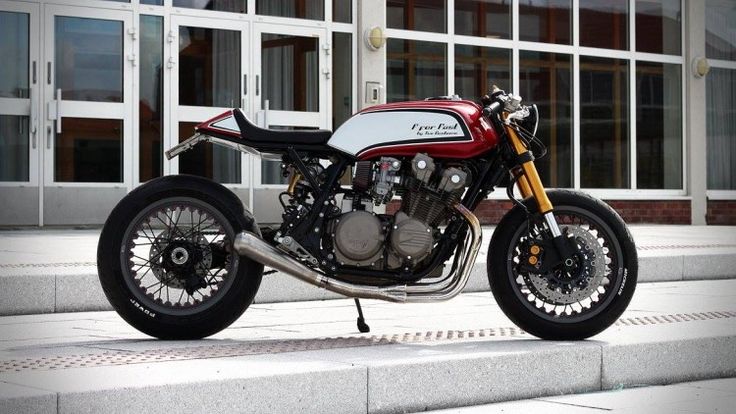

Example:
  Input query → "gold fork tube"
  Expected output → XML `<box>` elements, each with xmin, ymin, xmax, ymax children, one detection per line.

<box><xmin>505</xmin><ymin>124</ymin><xmax>553</xmax><ymax>214</ymax></box>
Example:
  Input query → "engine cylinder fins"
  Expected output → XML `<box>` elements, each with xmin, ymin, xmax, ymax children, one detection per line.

<box><xmin>333</xmin><ymin>210</ymin><xmax>384</xmax><ymax>266</ymax></box>
<box><xmin>411</xmin><ymin>153</ymin><xmax>435</xmax><ymax>183</ymax></box>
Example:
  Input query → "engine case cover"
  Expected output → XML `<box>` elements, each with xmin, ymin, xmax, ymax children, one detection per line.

<box><xmin>388</xmin><ymin>212</ymin><xmax>433</xmax><ymax>268</ymax></box>
<box><xmin>333</xmin><ymin>211</ymin><xmax>384</xmax><ymax>266</ymax></box>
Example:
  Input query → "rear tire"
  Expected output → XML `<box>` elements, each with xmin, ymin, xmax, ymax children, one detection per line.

<box><xmin>97</xmin><ymin>175</ymin><xmax>263</xmax><ymax>339</ymax></box>
<box><xmin>488</xmin><ymin>190</ymin><xmax>637</xmax><ymax>340</ymax></box>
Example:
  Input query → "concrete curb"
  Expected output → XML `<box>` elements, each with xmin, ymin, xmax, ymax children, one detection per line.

<box><xmin>1</xmin><ymin>330</ymin><xmax>734</xmax><ymax>413</ymax></box>
<box><xmin>1</xmin><ymin>250</ymin><xmax>735</xmax><ymax>316</ymax></box>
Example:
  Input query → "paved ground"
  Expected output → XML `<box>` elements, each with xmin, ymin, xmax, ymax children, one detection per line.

<box><xmin>427</xmin><ymin>377</ymin><xmax>736</xmax><ymax>413</ymax></box>
<box><xmin>0</xmin><ymin>279</ymin><xmax>735</xmax><ymax>413</ymax></box>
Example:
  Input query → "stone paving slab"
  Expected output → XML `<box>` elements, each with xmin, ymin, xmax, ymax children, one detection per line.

<box><xmin>0</xmin><ymin>279</ymin><xmax>735</xmax><ymax>413</ymax></box>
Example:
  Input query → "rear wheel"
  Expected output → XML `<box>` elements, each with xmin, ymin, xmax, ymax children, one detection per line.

<box><xmin>488</xmin><ymin>190</ymin><xmax>637</xmax><ymax>340</ymax></box>
<box><xmin>97</xmin><ymin>175</ymin><xmax>263</xmax><ymax>339</ymax></box>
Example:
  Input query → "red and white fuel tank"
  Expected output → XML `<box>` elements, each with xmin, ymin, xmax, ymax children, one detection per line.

<box><xmin>327</xmin><ymin>99</ymin><xmax>500</xmax><ymax>160</ymax></box>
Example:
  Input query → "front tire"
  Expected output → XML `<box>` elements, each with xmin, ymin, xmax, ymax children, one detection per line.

<box><xmin>488</xmin><ymin>190</ymin><xmax>637</xmax><ymax>340</ymax></box>
<box><xmin>97</xmin><ymin>175</ymin><xmax>263</xmax><ymax>339</ymax></box>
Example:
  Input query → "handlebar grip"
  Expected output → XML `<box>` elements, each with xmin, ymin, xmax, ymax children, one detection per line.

<box><xmin>483</xmin><ymin>101</ymin><xmax>502</xmax><ymax>118</ymax></box>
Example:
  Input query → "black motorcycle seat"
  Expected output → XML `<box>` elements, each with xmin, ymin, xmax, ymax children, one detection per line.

<box><xmin>232</xmin><ymin>109</ymin><xmax>332</xmax><ymax>145</ymax></box>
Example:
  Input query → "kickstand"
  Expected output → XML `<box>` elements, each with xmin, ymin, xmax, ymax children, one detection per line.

<box><xmin>354</xmin><ymin>298</ymin><xmax>370</xmax><ymax>333</ymax></box>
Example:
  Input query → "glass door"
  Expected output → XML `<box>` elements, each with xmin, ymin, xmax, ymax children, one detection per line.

<box><xmin>0</xmin><ymin>1</ymin><xmax>40</xmax><ymax>225</ymax></box>
<box><xmin>253</xmin><ymin>23</ymin><xmax>329</xmax><ymax>187</ymax></box>
<box><xmin>42</xmin><ymin>5</ymin><xmax>133</xmax><ymax>225</ymax></box>
<box><xmin>170</xmin><ymin>16</ymin><xmax>248</xmax><ymax>188</ymax></box>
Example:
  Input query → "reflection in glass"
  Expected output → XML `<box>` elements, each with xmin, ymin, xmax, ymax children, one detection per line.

<box><xmin>0</xmin><ymin>12</ymin><xmax>29</xmax><ymax>99</ymax></box>
<box><xmin>454</xmin><ymin>0</ymin><xmax>510</xmax><ymax>39</ymax></box>
<box><xmin>706</xmin><ymin>68</ymin><xmax>736</xmax><ymax>189</ymax></box>
<box><xmin>332</xmin><ymin>33</ymin><xmax>352</xmax><ymax>129</ymax></box>
<box><xmin>519</xmin><ymin>51</ymin><xmax>572</xmax><ymax>188</ymax></box>
<box><xmin>387</xmin><ymin>39</ymin><xmax>446</xmax><ymax>102</ymax></box>
<box><xmin>262</xmin><ymin>34</ymin><xmax>319</xmax><ymax>112</ymax></box>
<box><xmin>636</xmin><ymin>62</ymin><xmax>682</xmax><ymax>189</ymax></box>
<box><xmin>635</xmin><ymin>0</ymin><xmax>681</xmax><ymax>55</ymax></box>
<box><xmin>140</xmin><ymin>16</ymin><xmax>163</xmax><ymax>182</ymax></box>
<box><xmin>334</xmin><ymin>0</ymin><xmax>352</xmax><ymax>23</ymax></box>
<box><xmin>0</xmin><ymin>116</ymin><xmax>29</xmax><ymax>182</ymax></box>
<box><xmin>706</xmin><ymin>0</ymin><xmax>736</xmax><ymax>61</ymax></box>
<box><xmin>579</xmin><ymin>0</ymin><xmax>627</xmax><ymax>50</ymax></box>
<box><xmin>580</xmin><ymin>57</ymin><xmax>629</xmax><ymax>188</ymax></box>
<box><xmin>54</xmin><ymin>118</ymin><xmax>123</xmax><ymax>183</ymax></box>
<box><xmin>387</xmin><ymin>0</ymin><xmax>447</xmax><ymax>33</ymax></box>
<box><xmin>454</xmin><ymin>45</ymin><xmax>510</xmax><ymax>102</ymax></box>
<box><xmin>257</xmin><ymin>0</ymin><xmax>324</xmax><ymax>20</ymax></box>
<box><xmin>141</xmin><ymin>0</ymin><xmax>163</xmax><ymax>5</ymax></box>
<box><xmin>178</xmin><ymin>122</ymin><xmax>241</xmax><ymax>183</ymax></box>
<box><xmin>173</xmin><ymin>0</ymin><xmax>246</xmax><ymax>13</ymax></box>
<box><xmin>55</xmin><ymin>17</ymin><xmax>123</xmax><ymax>102</ymax></box>
<box><xmin>179</xmin><ymin>26</ymin><xmax>240</xmax><ymax>108</ymax></box>
<box><xmin>519</xmin><ymin>0</ymin><xmax>571</xmax><ymax>45</ymax></box>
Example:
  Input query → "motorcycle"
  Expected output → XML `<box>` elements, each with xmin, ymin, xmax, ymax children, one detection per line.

<box><xmin>97</xmin><ymin>87</ymin><xmax>637</xmax><ymax>340</ymax></box>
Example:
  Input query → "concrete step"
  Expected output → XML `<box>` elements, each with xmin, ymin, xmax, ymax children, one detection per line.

<box><xmin>1</xmin><ymin>279</ymin><xmax>735</xmax><ymax>414</ymax></box>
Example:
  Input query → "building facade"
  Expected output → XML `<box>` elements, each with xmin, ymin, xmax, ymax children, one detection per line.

<box><xmin>0</xmin><ymin>0</ymin><xmax>734</xmax><ymax>226</ymax></box>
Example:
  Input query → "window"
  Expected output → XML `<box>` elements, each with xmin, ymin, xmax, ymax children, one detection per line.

<box><xmin>139</xmin><ymin>16</ymin><xmax>163</xmax><ymax>182</ymax></box>
<box><xmin>706</xmin><ymin>68</ymin><xmax>736</xmax><ymax>190</ymax></box>
<box><xmin>579</xmin><ymin>0</ymin><xmax>627</xmax><ymax>50</ymax></box>
<box><xmin>257</xmin><ymin>0</ymin><xmax>324</xmax><ymax>20</ymax></box>
<box><xmin>454</xmin><ymin>45</ymin><xmax>510</xmax><ymax>102</ymax></box>
<box><xmin>580</xmin><ymin>57</ymin><xmax>629</xmax><ymax>188</ymax></box>
<box><xmin>635</xmin><ymin>62</ymin><xmax>682</xmax><ymax>189</ymax></box>
<box><xmin>387</xmin><ymin>39</ymin><xmax>446</xmax><ymax>102</ymax></box>
<box><xmin>333</xmin><ymin>0</ymin><xmax>352</xmax><ymax>23</ymax></box>
<box><xmin>332</xmin><ymin>32</ymin><xmax>353</xmax><ymax>129</ymax></box>
<box><xmin>635</xmin><ymin>0</ymin><xmax>681</xmax><ymax>55</ymax></box>
<box><xmin>387</xmin><ymin>0</ymin><xmax>447</xmax><ymax>33</ymax></box>
<box><xmin>454</xmin><ymin>0</ymin><xmax>510</xmax><ymax>39</ymax></box>
<box><xmin>519</xmin><ymin>0</ymin><xmax>571</xmax><ymax>45</ymax></box>
<box><xmin>519</xmin><ymin>51</ymin><xmax>573</xmax><ymax>188</ymax></box>
<box><xmin>173</xmin><ymin>0</ymin><xmax>246</xmax><ymax>13</ymax></box>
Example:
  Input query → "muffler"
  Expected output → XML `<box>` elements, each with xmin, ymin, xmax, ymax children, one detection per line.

<box><xmin>233</xmin><ymin>204</ymin><xmax>481</xmax><ymax>303</ymax></box>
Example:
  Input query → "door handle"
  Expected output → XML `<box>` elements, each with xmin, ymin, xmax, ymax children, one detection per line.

<box><xmin>30</xmin><ymin>86</ymin><xmax>38</xmax><ymax>135</ymax></box>
<box><xmin>46</xmin><ymin>125</ymin><xmax>52</xmax><ymax>149</ymax></box>
<box><xmin>56</xmin><ymin>88</ymin><xmax>62</xmax><ymax>133</ymax></box>
<box><xmin>255</xmin><ymin>75</ymin><xmax>260</xmax><ymax>96</ymax></box>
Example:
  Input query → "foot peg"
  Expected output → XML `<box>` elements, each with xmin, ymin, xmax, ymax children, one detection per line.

<box><xmin>354</xmin><ymin>298</ymin><xmax>370</xmax><ymax>333</ymax></box>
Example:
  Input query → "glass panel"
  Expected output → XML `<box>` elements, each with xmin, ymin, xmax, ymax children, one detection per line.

<box><xmin>55</xmin><ymin>17</ymin><xmax>123</xmax><ymax>102</ymax></box>
<box><xmin>579</xmin><ymin>0</ymin><xmax>628</xmax><ymax>50</ymax></box>
<box><xmin>332</xmin><ymin>32</ymin><xmax>352</xmax><ymax>130</ymax></box>
<box><xmin>0</xmin><ymin>12</ymin><xmax>29</xmax><ymax>99</ymax></box>
<box><xmin>454</xmin><ymin>0</ymin><xmax>510</xmax><ymax>39</ymax></box>
<box><xmin>454</xmin><ymin>45</ymin><xmax>510</xmax><ymax>102</ymax></box>
<box><xmin>257</xmin><ymin>0</ymin><xmax>324</xmax><ymax>20</ymax></box>
<box><xmin>387</xmin><ymin>39</ymin><xmax>446</xmax><ymax>102</ymax></box>
<box><xmin>333</xmin><ymin>0</ymin><xmax>352</xmax><ymax>23</ymax></box>
<box><xmin>178</xmin><ymin>122</ymin><xmax>241</xmax><ymax>183</ymax></box>
<box><xmin>262</xmin><ymin>33</ymin><xmax>319</xmax><ymax>112</ymax></box>
<box><xmin>706</xmin><ymin>0</ymin><xmax>736</xmax><ymax>61</ymax></box>
<box><xmin>179</xmin><ymin>26</ymin><xmax>240</xmax><ymax>108</ymax></box>
<box><xmin>141</xmin><ymin>0</ymin><xmax>163</xmax><ymax>5</ymax></box>
<box><xmin>519</xmin><ymin>51</ymin><xmax>572</xmax><ymax>188</ymax></box>
<box><xmin>54</xmin><ymin>118</ymin><xmax>122</xmax><ymax>183</ymax></box>
<box><xmin>140</xmin><ymin>16</ymin><xmax>163</xmax><ymax>182</ymax></box>
<box><xmin>636</xmin><ymin>62</ymin><xmax>682</xmax><ymax>189</ymax></box>
<box><xmin>706</xmin><ymin>68</ymin><xmax>736</xmax><ymax>190</ymax></box>
<box><xmin>580</xmin><ymin>57</ymin><xmax>629</xmax><ymax>188</ymax></box>
<box><xmin>635</xmin><ymin>0</ymin><xmax>681</xmax><ymax>55</ymax></box>
<box><xmin>519</xmin><ymin>0</ymin><xmax>571</xmax><ymax>45</ymax></box>
<box><xmin>0</xmin><ymin>116</ymin><xmax>29</xmax><ymax>182</ymax></box>
<box><xmin>387</xmin><ymin>0</ymin><xmax>447</xmax><ymax>33</ymax></box>
<box><xmin>172</xmin><ymin>0</ymin><xmax>246</xmax><ymax>13</ymax></box>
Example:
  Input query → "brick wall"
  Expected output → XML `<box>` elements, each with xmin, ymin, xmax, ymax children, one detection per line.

<box><xmin>706</xmin><ymin>200</ymin><xmax>736</xmax><ymax>225</ymax></box>
<box><xmin>387</xmin><ymin>198</ymin><xmax>692</xmax><ymax>224</ymax></box>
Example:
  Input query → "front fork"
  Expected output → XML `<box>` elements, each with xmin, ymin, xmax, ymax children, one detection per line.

<box><xmin>504</xmin><ymin>122</ymin><xmax>574</xmax><ymax>264</ymax></box>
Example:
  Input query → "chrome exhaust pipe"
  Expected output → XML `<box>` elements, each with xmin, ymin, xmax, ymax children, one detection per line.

<box><xmin>233</xmin><ymin>204</ymin><xmax>482</xmax><ymax>303</ymax></box>
<box><xmin>233</xmin><ymin>231</ymin><xmax>407</xmax><ymax>302</ymax></box>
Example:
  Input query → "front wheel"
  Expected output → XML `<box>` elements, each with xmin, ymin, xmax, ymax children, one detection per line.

<box><xmin>488</xmin><ymin>190</ymin><xmax>637</xmax><ymax>340</ymax></box>
<box><xmin>97</xmin><ymin>175</ymin><xmax>263</xmax><ymax>339</ymax></box>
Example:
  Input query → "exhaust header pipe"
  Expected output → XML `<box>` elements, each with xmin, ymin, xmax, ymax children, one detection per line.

<box><xmin>233</xmin><ymin>204</ymin><xmax>481</xmax><ymax>303</ymax></box>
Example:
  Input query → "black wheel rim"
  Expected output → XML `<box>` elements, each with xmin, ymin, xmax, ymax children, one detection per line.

<box><xmin>120</xmin><ymin>197</ymin><xmax>238</xmax><ymax>316</ymax></box>
<box><xmin>506</xmin><ymin>205</ymin><xmax>625</xmax><ymax>324</ymax></box>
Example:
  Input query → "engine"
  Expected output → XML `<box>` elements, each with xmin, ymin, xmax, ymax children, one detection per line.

<box><xmin>328</xmin><ymin>154</ymin><xmax>468</xmax><ymax>271</ymax></box>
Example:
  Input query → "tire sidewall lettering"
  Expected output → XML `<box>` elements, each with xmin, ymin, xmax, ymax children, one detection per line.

<box><xmin>129</xmin><ymin>298</ymin><xmax>157</xmax><ymax>318</ymax></box>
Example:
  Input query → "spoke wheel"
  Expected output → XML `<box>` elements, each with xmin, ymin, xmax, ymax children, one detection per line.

<box><xmin>122</xmin><ymin>197</ymin><xmax>237</xmax><ymax>316</ymax></box>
